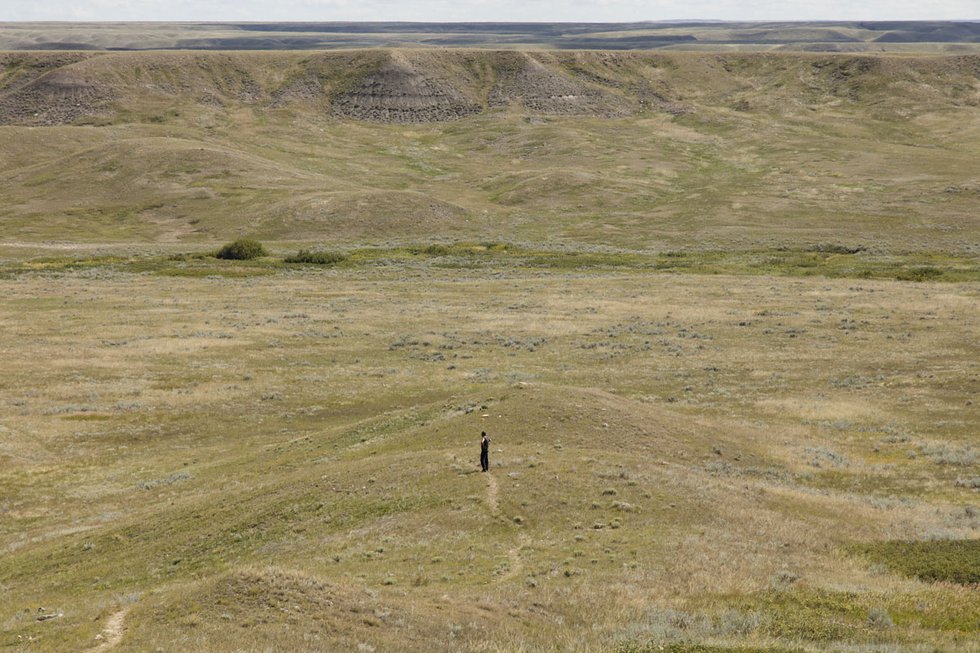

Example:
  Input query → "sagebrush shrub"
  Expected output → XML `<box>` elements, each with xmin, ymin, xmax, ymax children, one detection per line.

<box><xmin>284</xmin><ymin>249</ymin><xmax>347</xmax><ymax>265</ymax></box>
<box><xmin>216</xmin><ymin>239</ymin><xmax>267</xmax><ymax>260</ymax></box>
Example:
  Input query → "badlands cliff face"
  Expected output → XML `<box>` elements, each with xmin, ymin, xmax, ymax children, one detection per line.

<box><xmin>329</xmin><ymin>53</ymin><xmax>483</xmax><ymax>123</ymax></box>
<box><xmin>0</xmin><ymin>53</ymin><xmax>111</xmax><ymax>125</ymax></box>
<box><xmin>1</xmin><ymin>49</ymin><xmax>979</xmax><ymax>126</ymax></box>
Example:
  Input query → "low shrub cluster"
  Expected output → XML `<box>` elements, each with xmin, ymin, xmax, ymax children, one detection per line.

<box><xmin>895</xmin><ymin>266</ymin><xmax>944</xmax><ymax>282</ymax></box>
<box><xmin>806</xmin><ymin>243</ymin><xmax>867</xmax><ymax>254</ymax></box>
<box><xmin>407</xmin><ymin>242</ymin><xmax>511</xmax><ymax>256</ymax></box>
<box><xmin>215</xmin><ymin>238</ymin><xmax>267</xmax><ymax>260</ymax></box>
<box><xmin>284</xmin><ymin>249</ymin><xmax>348</xmax><ymax>265</ymax></box>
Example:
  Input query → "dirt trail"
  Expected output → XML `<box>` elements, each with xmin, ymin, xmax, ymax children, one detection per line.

<box><xmin>486</xmin><ymin>473</ymin><xmax>500</xmax><ymax>515</ymax></box>
<box><xmin>91</xmin><ymin>608</ymin><xmax>129</xmax><ymax>652</ymax></box>
<box><xmin>500</xmin><ymin>533</ymin><xmax>530</xmax><ymax>583</ymax></box>
<box><xmin>486</xmin><ymin>473</ymin><xmax>529</xmax><ymax>582</ymax></box>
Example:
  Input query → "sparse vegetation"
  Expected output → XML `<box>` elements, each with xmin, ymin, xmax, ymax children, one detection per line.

<box><xmin>4</xmin><ymin>246</ymin><xmax>979</xmax><ymax>283</ymax></box>
<box><xmin>0</xmin><ymin>46</ymin><xmax>978</xmax><ymax>653</ymax></box>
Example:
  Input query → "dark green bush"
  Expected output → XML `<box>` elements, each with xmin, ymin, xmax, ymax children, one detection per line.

<box><xmin>284</xmin><ymin>249</ymin><xmax>347</xmax><ymax>265</ymax></box>
<box><xmin>215</xmin><ymin>239</ymin><xmax>267</xmax><ymax>260</ymax></box>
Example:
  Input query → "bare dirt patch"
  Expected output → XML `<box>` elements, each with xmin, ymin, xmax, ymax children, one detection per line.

<box><xmin>91</xmin><ymin>608</ymin><xmax>129</xmax><ymax>652</ymax></box>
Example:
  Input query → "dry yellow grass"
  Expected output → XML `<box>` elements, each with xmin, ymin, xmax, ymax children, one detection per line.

<box><xmin>1</xmin><ymin>51</ymin><xmax>979</xmax><ymax>253</ymax></box>
<box><xmin>0</xmin><ymin>261</ymin><xmax>976</xmax><ymax>652</ymax></box>
<box><xmin>1</xmin><ymin>46</ymin><xmax>977</xmax><ymax>653</ymax></box>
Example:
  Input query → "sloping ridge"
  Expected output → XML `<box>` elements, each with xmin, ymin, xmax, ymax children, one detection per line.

<box><xmin>330</xmin><ymin>52</ymin><xmax>482</xmax><ymax>123</ymax></box>
<box><xmin>1</xmin><ymin>51</ymin><xmax>978</xmax><ymax>126</ymax></box>
<box><xmin>7</xmin><ymin>137</ymin><xmax>316</xmax><ymax>203</ymax></box>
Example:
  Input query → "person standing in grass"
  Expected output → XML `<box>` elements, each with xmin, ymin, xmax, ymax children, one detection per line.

<box><xmin>480</xmin><ymin>431</ymin><xmax>491</xmax><ymax>472</ymax></box>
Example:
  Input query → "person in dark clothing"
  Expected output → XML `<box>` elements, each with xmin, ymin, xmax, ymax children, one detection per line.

<box><xmin>480</xmin><ymin>431</ymin><xmax>491</xmax><ymax>472</ymax></box>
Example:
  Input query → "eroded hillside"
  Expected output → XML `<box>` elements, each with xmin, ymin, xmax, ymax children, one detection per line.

<box><xmin>2</xmin><ymin>50</ymin><xmax>980</xmax><ymax>125</ymax></box>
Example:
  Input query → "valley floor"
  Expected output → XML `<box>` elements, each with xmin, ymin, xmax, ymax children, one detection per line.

<box><xmin>0</xmin><ymin>258</ymin><xmax>976</xmax><ymax>652</ymax></box>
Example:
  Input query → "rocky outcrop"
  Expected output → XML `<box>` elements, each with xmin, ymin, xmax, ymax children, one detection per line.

<box><xmin>0</xmin><ymin>68</ymin><xmax>111</xmax><ymax>125</ymax></box>
<box><xmin>330</xmin><ymin>55</ymin><xmax>482</xmax><ymax>123</ymax></box>
<box><xmin>488</xmin><ymin>52</ymin><xmax>630</xmax><ymax>116</ymax></box>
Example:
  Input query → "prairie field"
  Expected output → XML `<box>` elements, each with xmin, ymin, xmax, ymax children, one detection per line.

<box><xmin>0</xmin><ymin>49</ymin><xmax>977</xmax><ymax>652</ymax></box>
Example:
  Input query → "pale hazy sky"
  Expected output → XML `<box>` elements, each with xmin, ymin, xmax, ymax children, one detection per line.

<box><xmin>1</xmin><ymin>0</ymin><xmax>977</xmax><ymax>22</ymax></box>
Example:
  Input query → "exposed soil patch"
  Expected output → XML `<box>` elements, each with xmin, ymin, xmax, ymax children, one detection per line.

<box><xmin>91</xmin><ymin>608</ymin><xmax>129</xmax><ymax>652</ymax></box>
<box><xmin>486</xmin><ymin>472</ymin><xmax>500</xmax><ymax>515</ymax></box>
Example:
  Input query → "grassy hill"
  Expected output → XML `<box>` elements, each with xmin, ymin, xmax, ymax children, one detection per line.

<box><xmin>1</xmin><ymin>50</ymin><xmax>979</xmax><ymax>253</ymax></box>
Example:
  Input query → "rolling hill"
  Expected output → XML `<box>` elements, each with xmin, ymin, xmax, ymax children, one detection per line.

<box><xmin>1</xmin><ymin>50</ymin><xmax>978</xmax><ymax>252</ymax></box>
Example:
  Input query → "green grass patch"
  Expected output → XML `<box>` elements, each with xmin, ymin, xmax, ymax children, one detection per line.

<box><xmin>524</xmin><ymin>251</ymin><xmax>652</xmax><ymax>269</ymax></box>
<box><xmin>284</xmin><ymin>249</ymin><xmax>348</xmax><ymax>265</ymax></box>
<box><xmin>15</xmin><ymin>255</ymin><xmax>132</xmax><ymax>271</ymax></box>
<box><xmin>647</xmin><ymin>249</ymin><xmax>980</xmax><ymax>281</ymax></box>
<box><xmin>806</xmin><ymin>469</ymin><xmax>931</xmax><ymax>498</ymax></box>
<box><xmin>894</xmin><ymin>266</ymin><xmax>945</xmax><ymax>282</ymax></box>
<box><xmin>404</xmin><ymin>241</ymin><xmax>512</xmax><ymax>256</ymax></box>
<box><xmin>711</xmin><ymin>584</ymin><xmax>980</xmax><ymax>643</ymax></box>
<box><xmin>2</xmin><ymin>245</ymin><xmax>977</xmax><ymax>283</ymax></box>
<box><xmin>852</xmin><ymin>539</ymin><xmax>980</xmax><ymax>585</ymax></box>
<box><xmin>750</xmin><ymin>589</ymin><xmax>872</xmax><ymax>642</ymax></box>
<box><xmin>886</xmin><ymin>587</ymin><xmax>980</xmax><ymax>632</ymax></box>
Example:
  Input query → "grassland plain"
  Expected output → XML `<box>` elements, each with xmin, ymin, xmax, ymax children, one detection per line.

<box><xmin>0</xmin><ymin>49</ymin><xmax>978</xmax><ymax>653</ymax></box>
<box><xmin>0</xmin><ymin>257</ymin><xmax>977</xmax><ymax>652</ymax></box>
